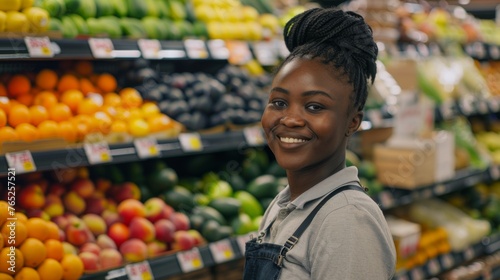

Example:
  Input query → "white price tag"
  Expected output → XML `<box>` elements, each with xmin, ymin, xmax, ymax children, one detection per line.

<box><xmin>125</xmin><ymin>261</ymin><xmax>154</xmax><ymax>280</ymax></box>
<box><xmin>464</xmin><ymin>247</ymin><xmax>475</xmax><ymax>261</ymax></box>
<box><xmin>440</xmin><ymin>253</ymin><xmax>454</xmax><ymax>269</ymax></box>
<box><xmin>490</xmin><ymin>165</ymin><xmax>500</xmax><ymax>180</ymax></box>
<box><xmin>88</xmin><ymin>38</ymin><xmax>114</xmax><ymax>58</ymax></box>
<box><xmin>434</xmin><ymin>184</ymin><xmax>447</xmax><ymax>195</ymax></box>
<box><xmin>252</xmin><ymin>41</ymin><xmax>278</xmax><ymax>66</ymax></box>
<box><xmin>243</xmin><ymin>127</ymin><xmax>265</xmax><ymax>146</ymax></box>
<box><xmin>379</xmin><ymin>191</ymin><xmax>394</xmax><ymax>209</ymax></box>
<box><xmin>410</xmin><ymin>268</ymin><xmax>423</xmax><ymax>280</ymax></box>
<box><xmin>184</xmin><ymin>39</ymin><xmax>209</xmax><ymax>59</ymax></box>
<box><xmin>476</xmin><ymin>98</ymin><xmax>489</xmax><ymax>114</ymax></box>
<box><xmin>427</xmin><ymin>259</ymin><xmax>440</xmax><ymax>275</ymax></box>
<box><xmin>138</xmin><ymin>39</ymin><xmax>162</xmax><ymax>59</ymax></box>
<box><xmin>209</xmin><ymin>239</ymin><xmax>235</xmax><ymax>263</ymax></box>
<box><xmin>177</xmin><ymin>247</ymin><xmax>204</xmax><ymax>273</ymax></box>
<box><xmin>134</xmin><ymin>137</ymin><xmax>160</xmax><ymax>159</ymax></box>
<box><xmin>226</xmin><ymin>40</ymin><xmax>252</xmax><ymax>65</ymax></box>
<box><xmin>24</xmin><ymin>37</ymin><xmax>54</xmax><ymax>57</ymax></box>
<box><xmin>489</xmin><ymin>97</ymin><xmax>500</xmax><ymax>113</ymax></box>
<box><xmin>440</xmin><ymin>101</ymin><xmax>455</xmax><ymax>120</ymax></box>
<box><xmin>84</xmin><ymin>142</ymin><xmax>112</xmax><ymax>164</ymax></box>
<box><xmin>5</xmin><ymin>150</ymin><xmax>36</xmax><ymax>174</ymax></box>
<box><xmin>179</xmin><ymin>133</ymin><xmax>203</xmax><ymax>152</ymax></box>
<box><xmin>207</xmin><ymin>40</ymin><xmax>229</xmax><ymax>60</ymax></box>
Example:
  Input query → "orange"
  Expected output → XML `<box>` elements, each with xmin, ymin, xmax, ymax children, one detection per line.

<box><xmin>93</xmin><ymin>112</ymin><xmax>112</xmax><ymax>134</ymax></box>
<box><xmin>45</xmin><ymin>222</ymin><xmax>60</xmax><ymax>241</ymax></box>
<box><xmin>141</xmin><ymin>102</ymin><xmax>160</xmax><ymax>117</ymax></box>
<box><xmin>57</xmin><ymin>74</ymin><xmax>79</xmax><ymax>94</ymax></box>
<box><xmin>19</xmin><ymin>238</ymin><xmax>46</xmax><ymax>267</ymax></box>
<box><xmin>57</xmin><ymin>121</ymin><xmax>77</xmax><ymax>143</ymax></box>
<box><xmin>14</xmin><ymin>213</ymin><xmax>27</xmax><ymax>224</ymax></box>
<box><xmin>1</xmin><ymin>221</ymin><xmax>27</xmax><ymax>247</ymax></box>
<box><xmin>74</xmin><ymin>61</ymin><xmax>93</xmax><ymax>77</ymax></box>
<box><xmin>33</xmin><ymin>91</ymin><xmax>58</xmax><ymax>109</ymax></box>
<box><xmin>103</xmin><ymin>92</ymin><xmax>121</xmax><ymax>106</ymax></box>
<box><xmin>16</xmin><ymin>94</ymin><xmax>34</xmax><ymax>107</ymax></box>
<box><xmin>48</xmin><ymin>103</ymin><xmax>72</xmax><ymax>122</ymax></box>
<box><xmin>70</xmin><ymin>115</ymin><xmax>91</xmax><ymax>141</ymax></box>
<box><xmin>128</xmin><ymin>118</ymin><xmax>150</xmax><ymax>137</ymax></box>
<box><xmin>119</xmin><ymin>88</ymin><xmax>143</xmax><ymax>108</ymax></box>
<box><xmin>60</xmin><ymin>89</ymin><xmax>83</xmax><ymax>113</ymax></box>
<box><xmin>0</xmin><ymin>273</ymin><xmax>13</xmax><ymax>280</ymax></box>
<box><xmin>13</xmin><ymin>267</ymin><xmax>39</xmax><ymax>280</ymax></box>
<box><xmin>7</xmin><ymin>75</ymin><xmax>31</xmax><ymax>98</ymax></box>
<box><xmin>114</xmin><ymin>107</ymin><xmax>131</xmax><ymax>121</ymax></box>
<box><xmin>60</xmin><ymin>254</ymin><xmax>84</xmax><ymax>280</ymax></box>
<box><xmin>0</xmin><ymin>247</ymin><xmax>24</xmax><ymax>275</ymax></box>
<box><xmin>77</xmin><ymin>98</ymin><xmax>99</xmax><ymax>115</ymax></box>
<box><xmin>29</xmin><ymin>105</ymin><xmax>49</xmax><ymax>126</ymax></box>
<box><xmin>79</xmin><ymin>78</ymin><xmax>97</xmax><ymax>96</ymax></box>
<box><xmin>96</xmin><ymin>73</ymin><xmax>117</xmax><ymax>93</ymax></box>
<box><xmin>26</xmin><ymin>218</ymin><xmax>49</xmax><ymax>241</ymax></box>
<box><xmin>148</xmin><ymin>114</ymin><xmax>175</xmax><ymax>132</ymax></box>
<box><xmin>44</xmin><ymin>239</ymin><xmax>63</xmax><ymax>261</ymax></box>
<box><xmin>15</xmin><ymin>123</ymin><xmax>38</xmax><ymax>142</ymax></box>
<box><xmin>0</xmin><ymin>109</ymin><xmax>6</xmax><ymax>127</ymax></box>
<box><xmin>0</xmin><ymin>127</ymin><xmax>19</xmax><ymax>143</ymax></box>
<box><xmin>35</xmin><ymin>69</ymin><xmax>58</xmax><ymax>91</ymax></box>
<box><xmin>101</xmin><ymin>105</ymin><xmax>117</xmax><ymax>119</ymax></box>
<box><xmin>0</xmin><ymin>83</ymin><xmax>7</xmax><ymax>97</ymax></box>
<box><xmin>37</xmin><ymin>258</ymin><xmax>63</xmax><ymax>280</ymax></box>
<box><xmin>0</xmin><ymin>97</ymin><xmax>10</xmax><ymax>114</ymax></box>
<box><xmin>37</xmin><ymin>120</ymin><xmax>59</xmax><ymax>139</ymax></box>
<box><xmin>0</xmin><ymin>201</ymin><xmax>8</xmax><ymax>228</ymax></box>
<box><xmin>110</xmin><ymin>120</ymin><xmax>128</xmax><ymax>133</ymax></box>
<box><xmin>8</xmin><ymin>104</ymin><xmax>30</xmax><ymax>127</ymax></box>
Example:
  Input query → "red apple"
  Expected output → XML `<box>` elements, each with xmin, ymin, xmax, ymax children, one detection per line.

<box><xmin>66</xmin><ymin>218</ymin><xmax>90</xmax><ymax>246</ymax></box>
<box><xmin>187</xmin><ymin>229</ymin><xmax>205</xmax><ymax>246</ymax></box>
<box><xmin>43</xmin><ymin>194</ymin><xmax>64</xmax><ymax>218</ymax></box>
<box><xmin>95</xmin><ymin>178</ymin><xmax>112</xmax><ymax>194</ymax></box>
<box><xmin>79</xmin><ymin>251</ymin><xmax>100</xmax><ymax>271</ymax></box>
<box><xmin>80</xmin><ymin>242</ymin><xmax>101</xmax><ymax>256</ymax></box>
<box><xmin>114</xmin><ymin>182</ymin><xmax>141</xmax><ymax>203</ymax></box>
<box><xmin>58</xmin><ymin>228</ymin><xmax>66</xmax><ymax>241</ymax></box>
<box><xmin>82</xmin><ymin>214</ymin><xmax>107</xmax><ymax>236</ymax></box>
<box><xmin>102</xmin><ymin>209</ymin><xmax>121</xmax><ymax>227</ymax></box>
<box><xmin>169</xmin><ymin>212</ymin><xmax>190</xmax><ymax>231</ymax></box>
<box><xmin>47</xmin><ymin>183</ymin><xmax>66</xmax><ymax>196</ymax></box>
<box><xmin>63</xmin><ymin>191</ymin><xmax>86</xmax><ymax>215</ymax></box>
<box><xmin>171</xmin><ymin>230</ymin><xmax>196</xmax><ymax>251</ymax></box>
<box><xmin>144</xmin><ymin>197</ymin><xmax>167</xmax><ymax>223</ymax></box>
<box><xmin>50</xmin><ymin>167</ymin><xmax>78</xmax><ymax>184</ymax></box>
<box><xmin>85</xmin><ymin>194</ymin><xmax>107</xmax><ymax>215</ymax></box>
<box><xmin>18</xmin><ymin>183</ymin><xmax>45</xmax><ymax>210</ymax></box>
<box><xmin>96</xmin><ymin>234</ymin><xmax>117</xmax><ymax>250</ymax></box>
<box><xmin>108</xmin><ymin>222</ymin><xmax>130</xmax><ymax>248</ymax></box>
<box><xmin>117</xmin><ymin>199</ymin><xmax>146</xmax><ymax>225</ymax></box>
<box><xmin>160</xmin><ymin>204</ymin><xmax>174</xmax><ymax>220</ymax></box>
<box><xmin>129</xmin><ymin>217</ymin><xmax>156</xmax><ymax>243</ymax></box>
<box><xmin>119</xmin><ymin>238</ymin><xmax>148</xmax><ymax>262</ymax></box>
<box><xmin>25</xmin><ymin>209</ymin><xmax>50</xmax><ymax>220</ymax></box>
<box><xmin>154</xmin><ymin>219</ymin><xmax>176</xmax><ymax>243</ymax></box>
<box><xmin>99</xmin><ymin>248</ymin><xmax>123</xmax><ymax>270</ymax></box>
<box><xmin>147</xmin><ymin>241</ymin><xmax>167</xmax><ymax>257</ymax></box>
<box><xmin>51</xmin><ymin>215</ymin><xmax>69</xmax><ymax>230</ymax></box>
<box><xmin>70</xmin><ymin>178</ymin><xmax>95</xmax><ymax>199</ymax></box>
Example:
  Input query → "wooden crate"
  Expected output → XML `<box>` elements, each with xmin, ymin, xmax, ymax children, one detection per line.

<box><xmin>212</xmin><ymin>259</ymin><xmax>245</xmax><ymax>280</ymax></box>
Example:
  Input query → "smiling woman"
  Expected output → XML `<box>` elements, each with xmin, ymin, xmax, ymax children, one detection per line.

<box><xmin>242</xmin><ymin>7</ymin><xmax>396</xmax><ymax>280</ymax></box>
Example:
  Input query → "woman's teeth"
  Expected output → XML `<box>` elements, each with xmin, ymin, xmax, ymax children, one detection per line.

<box><xmin>280</xmin><ymin>137</ymin><xmax>307</xmax><ymax>143</ymax></box>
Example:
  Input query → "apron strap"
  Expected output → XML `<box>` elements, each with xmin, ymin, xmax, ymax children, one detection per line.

<box><xmin>282</xmin><ymin>184</ymin><xmax>365</xmax><ymax>251</ymax></box>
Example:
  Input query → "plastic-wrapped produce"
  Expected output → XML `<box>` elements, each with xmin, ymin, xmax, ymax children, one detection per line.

<box><xmin>408</xmin><ymin>198</ymin><xmax>491</xmax><ymax>252</ymax></box>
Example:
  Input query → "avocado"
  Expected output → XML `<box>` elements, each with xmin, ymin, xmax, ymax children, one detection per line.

<box><xmin>209</xmin><ymin>197</ymin><xmax>242</xmax><ymax>221</ymax></box>
<box><xmin>193</xmin><ymin>206</ymin><xmax>227</xmax><ymax>226</ymax></box>
<box><xmin>231</xmin><ymin>213</ymin><xmax>254</xmax><ymax>235</ymax></box>
<box><xmin>162</xmin><ymin>186</ymin><xmax>195</xmax><ymax>212</ymax></box>
<box><xmin>247</xmin><ymin>175</ymin><xmax>278</xmax><ymax>199</ymax></box>
<box><xmin>202</xmin><ymin>220</ymin><xmax>233</xmax><ymax>242</ymax></box>
<box><xmin>234</xmin><ymin>191</ymin><xmax>263</xmax><ymax>219</ymax></box>
<box><xmin>147</xmin><ymin>167</ymin><xmax>178</xmax><ymax>195</ymax></box>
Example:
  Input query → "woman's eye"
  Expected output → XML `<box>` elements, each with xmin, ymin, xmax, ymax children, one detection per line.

<box><xmin>307</xmin><ymin>104</ymin><xmax>323</xmax><ymax>111</ymax></box>
<box><xmin>272</xmin><ymin>100</ymin><xmax>287</xmax><ymax>108</ymax></box>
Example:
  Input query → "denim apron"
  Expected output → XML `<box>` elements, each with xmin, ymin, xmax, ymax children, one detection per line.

<box><xmin>242</xmin><ymin>185</ymin><xmax>364</xmax><ymax>280</ymax></box>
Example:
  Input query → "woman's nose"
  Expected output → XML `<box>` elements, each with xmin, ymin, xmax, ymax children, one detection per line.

<box><xmin>279</xmin><ymin>113</ymin><xmax>305</xmax><ymax>127</ymax></box>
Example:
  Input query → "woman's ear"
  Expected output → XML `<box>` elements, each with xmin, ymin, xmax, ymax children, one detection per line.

<box><xmin>346</xmin><ymin>111</ymin><xmax>363</xmax><ymax>137</ymax></box>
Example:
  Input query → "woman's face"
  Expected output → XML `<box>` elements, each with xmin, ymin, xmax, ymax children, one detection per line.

<box><xmin>261</xmin><ymin>57</ymin><xmax>361</xmax><ymax>173</ymax></box>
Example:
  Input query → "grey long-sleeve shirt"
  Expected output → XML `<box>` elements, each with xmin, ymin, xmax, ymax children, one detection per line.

<box><xmin>258</xmin><ymin>167</ymin><xmax>396</xmax><ymax>279</ymax></box>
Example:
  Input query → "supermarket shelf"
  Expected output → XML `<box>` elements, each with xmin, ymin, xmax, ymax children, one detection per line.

<box><xmin>374</xmin><ymin>166</ymin><xmax>497</xmax><ymax>210</ymax></box>
<box><xmin>0</xmin><ymin>129</ymin><xmax>264</xmax><ymax>176</ymax></box>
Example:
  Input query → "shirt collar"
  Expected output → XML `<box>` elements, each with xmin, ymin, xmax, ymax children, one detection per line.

<box><xmin>276</xmin><ymin>166</ymin><xmax>360</xmax><ymax>210</ymax></box>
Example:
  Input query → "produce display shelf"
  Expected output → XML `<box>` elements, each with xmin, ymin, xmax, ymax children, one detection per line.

<box><xmin>80</xmin><ymin>235</ymin><xmax>247</xmax><ymax>280</ymax></box>
<box><xmin>374</xmin><ymin>166</ymin><xmax>496</xmax><ymax>210</ymax></box>
<box><xmin>0</xmin><ymin>130</ymin><xmax>263</xmax><ymax>176</ymax></box>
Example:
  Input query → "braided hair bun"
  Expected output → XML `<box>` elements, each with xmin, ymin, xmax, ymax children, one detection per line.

<box><xmin>282</xmin><ymin>8</ymin><xmax>378</xmax><ymax>111</ymax></box>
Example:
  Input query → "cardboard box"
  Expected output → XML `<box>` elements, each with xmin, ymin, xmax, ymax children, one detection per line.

<box><xmin>386</xmin><ymin>216</ymin><xmax>421</xmax><ymax>260</ymax></box>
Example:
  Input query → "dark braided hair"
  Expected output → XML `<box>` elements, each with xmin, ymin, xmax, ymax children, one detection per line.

<box><xmin>279</xmin><ymin>8</ymin><xmax>378</xmax><ymax>112</ymax></box>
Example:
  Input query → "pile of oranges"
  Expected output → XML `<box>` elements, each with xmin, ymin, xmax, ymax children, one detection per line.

<box><xmin>0</xmin><ymin>201</ymin><xmax>84</xmax><ymax>280</ymax></box>
<box><xmin>0</xmin><ymin>61</ymin><xmax>181</xmax><ymax>145</ymax></box>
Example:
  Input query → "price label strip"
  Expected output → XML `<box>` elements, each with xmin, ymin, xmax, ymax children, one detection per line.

<box><xmin>88</xmin><ymin>38</ymin><xmax>115</xmax><ymax>59</ymax></box>
<box><xmin>125</xmin><ymin>261</ymin><xmax>154</xmax><ymax>280</ymax></box>
<box><xmin>134</xmin><ymin>137</ymin><xmax>160</xmax><ymax>159</ymax></box>
<box><xmin>84</xmin><ymin>141</ymin><xmax>113</xmax><ymax>164</ymax></box>
<box><xmin>184</xmin><ymin>39</ymin><xmax>209</xmax><ymax>59</ymax></box>
<box><xmin>209</xmin><ymin>239</ymin><xmax>235</xmax><ymax>263</ymax></box>
<box><xmin>5</xmin><ymin>150</ymin><xmax>36</xmax><ymax>174</ymax></box>
<box><xmin>439</xmin><ymin>253</ymin><xmax>454</xmax><ymax>270</ymax></box>
<box><xmin>207</xmin><ymin>40</ymin><xmax>230</xmax><ymax>60</ymax></box>
<box><xmin>243</xmin><ymin>127</ymin><xmax>265</xmax><ymax>146</ymax></box>
<box><xmin>179</xmin><ymin>133</ymin><xmax>203</xmax><ymax>152</ymax></box>
<box><xmin>490</xmin><ymin>165</ymin><xmax>500</xmax><ymax>180</ymax></box>
<box><xmin>138</xmin><ymin>39</ymin><xmax>162</xmax><ymax>59</ymax></box>
<box><xmin>226</xmin><ymin>41</ymin><xmax>253</xmax><ymax>65</ymax></box>
<box><xmin>252</xmin><ymin>41</ymin><xmax>278</xmax><ymax>66</ymax></box>
<box><xmin>24</xmin><ymin>36</ymin><xmax>54</xmax><ymax>57</ymax></box>
<box><xmin>177</xmin><ymin>247</ymin><xmax>204</xmax><ymax>273</ymax></box>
